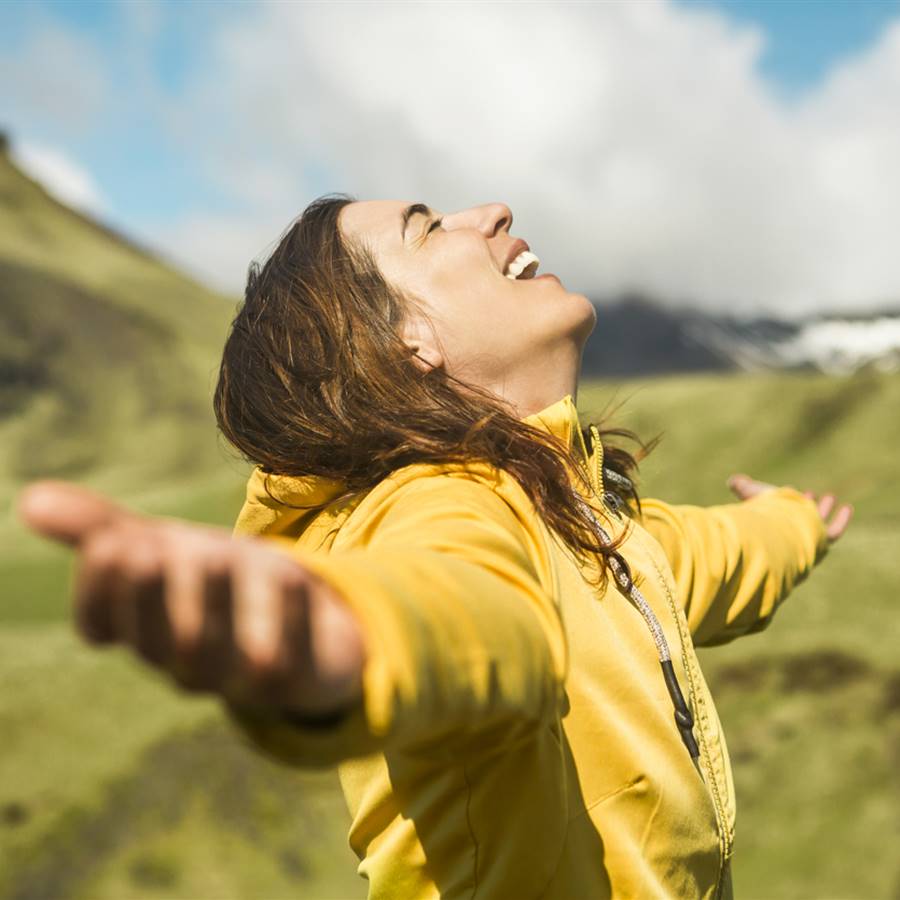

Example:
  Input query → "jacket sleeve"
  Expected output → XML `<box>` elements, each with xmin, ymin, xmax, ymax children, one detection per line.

<box><xmin>636</xmin><ymin>486</ymin><xmax>830</xmax><ymax>648</ymax></box>
<box><xmin>226</xmin><ymin>473</ymin><xmax>567</xmax><ymax>767</ymax></box>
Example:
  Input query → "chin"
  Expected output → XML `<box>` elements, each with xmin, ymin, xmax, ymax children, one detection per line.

<box><xmin>567</xmin><ymin>290</ymin><xmax>597</xmax><ymax>343</ymax></box>
<box><xmin>530</xmin><ymin>279</ymin><xmax>596</xmax><ymax>347</ymax></box>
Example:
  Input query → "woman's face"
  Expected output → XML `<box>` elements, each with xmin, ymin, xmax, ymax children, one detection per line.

<box><xmin>338</xmin><ymin>200</ymin><xmax>596</xmax><ymax>410</ymax></box>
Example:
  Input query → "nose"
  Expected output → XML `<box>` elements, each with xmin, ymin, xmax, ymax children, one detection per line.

<box><xmin>443</xmin><ymin>203</ymin><xmax>513</xmax><ymax>237</ymax></box>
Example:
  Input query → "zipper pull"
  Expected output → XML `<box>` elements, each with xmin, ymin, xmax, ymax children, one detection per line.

<box><xmin>602</xmin><ymin>490</ymin><xmax>623</xmax><ymax>518</ymax></box>
<box><xmin>659</xmin><ymin>659</ymin><xmax>701</xmax><ymax>759</ymax></box>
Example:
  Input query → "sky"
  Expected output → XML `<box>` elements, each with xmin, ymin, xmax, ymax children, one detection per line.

<box><xmin>1</xmin><ymin>0</ymin><xmax>900</xmax><ymax>317</ymax></box>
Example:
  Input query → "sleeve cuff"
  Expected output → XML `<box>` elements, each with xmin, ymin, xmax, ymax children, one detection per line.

<box><xmin>750</xmin><ymin>485</ymin><xmax>830</xmax><ymax>562</ymax></box>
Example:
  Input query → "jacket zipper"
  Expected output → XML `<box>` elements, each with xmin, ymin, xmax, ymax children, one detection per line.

<box><xmin>576</xmin><ymin>491</ymin><xmax>700</xmax><ymax>761</ymax></box>
<box><xmin>586</xmin><ymin>426</ymin><xmax>732</xmax><ymax>893</ymax></box>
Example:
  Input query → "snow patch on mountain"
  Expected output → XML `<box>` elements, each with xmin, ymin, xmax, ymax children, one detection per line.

<box><xmin>768</xmin><ymin>317</ymin><xmax>900</xmax><ymax>374</ymax></box>
<box><xmin>585</xmin><ymin>296</ymin><xmax>900</xmax><ymax>377</ymax></box>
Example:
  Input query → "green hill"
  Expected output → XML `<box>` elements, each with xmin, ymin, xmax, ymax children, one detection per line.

<box><xmin>0</xmin><ymin>146</ymin><xmax>243</xmax><ymax>539</ymax></box>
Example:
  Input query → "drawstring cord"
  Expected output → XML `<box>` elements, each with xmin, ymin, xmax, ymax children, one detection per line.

<box><xmin>582</xmin><ymin>426</ymin><xmax>700</xmax><ymax>760</ymax></box>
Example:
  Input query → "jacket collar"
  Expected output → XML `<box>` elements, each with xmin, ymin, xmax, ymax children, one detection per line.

<box><xmin>522</xmin><ymin>393</ymin><xmax>591</xmax><ymax>463</ymax></box>
<box><xmin>523</xmin><ymin>393</ymin><xmax>603</xmax><ymax>497</ymax></box>
<box><xmin>237</xmin><ymin>393</ymin><xmax>596</xmax><ymax>536</ymax></box>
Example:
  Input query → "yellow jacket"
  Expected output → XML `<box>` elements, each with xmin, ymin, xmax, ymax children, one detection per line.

<box><xmin>229</xmin><ymin>394</ymin><xmax>828</xmax><ymax>899</ymax></box>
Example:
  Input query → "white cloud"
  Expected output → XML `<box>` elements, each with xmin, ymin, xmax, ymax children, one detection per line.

<box><xmin>158</xmin><ymin>209</ymin><xmax>293</xmax><ymax>295</ymax></box>
<box><xmin>11</xmin><ymin>141</ymin><xmax>107</xmax><ymax>215</ymax></box>
<box><xmin>15</xmin><ymin>0</ymin><xmax>900</xmax><ymax>316</ymax></box>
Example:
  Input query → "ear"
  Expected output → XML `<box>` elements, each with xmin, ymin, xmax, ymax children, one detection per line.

<box><xmin>401</xmin><ymin>313</ymin><xmax>444</xmax><ymax>374</ymax></box>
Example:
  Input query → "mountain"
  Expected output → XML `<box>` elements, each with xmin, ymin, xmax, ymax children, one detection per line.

<box><xmin>0</xmin><ymin>137</ymin><xmax>237</xmax><ymax>515</ymax></box>
<box><xmin>583</xmin><ymin>295</ymin><xmax>900</xmax><ymax>377</ymax></box>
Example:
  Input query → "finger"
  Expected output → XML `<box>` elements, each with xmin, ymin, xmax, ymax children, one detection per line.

<box><xmin>162</xmin><ymin>539</ymin><xmax>206</xmax><ymax>685</ymax></box>
<box><xmin>122</xmin><ymin>539</ymin><xmax>174</xmax><ymax>668</ymax></box>
<box><xmin>726</xmin><ymin>474</ymin><xmax>753</xmax><ymax>499</ymax></box>
<box><xmin>727</xmin><ymin>473</ymin><xmax>775</xmax><ymax>500</ymax></box>
<box><xmin>817</xmin><ymin>493</ymin><xmax>836</xmax><ymax>520</ymax></box>
<box><xmin>275</xmin><ymin>566</ymin><xmax>315</xmax><ymax>707</ymax></box>
<box><xmin>175</xmin><ymin>556</ymin><xmax>235</xmax><ymax>693</ymax></box>
<box><xmin>74</xmin><ymin>530</ymin><xmax>125</xmax><ymax>644</ymax></box>
<box><xmin>17</xmin><ymin>481</ymin><xmax>135</xmax><ymax>548</ymax></box>
<box><xmin>826</xmin><ymin>504</ymin><xmax>854</xmax><ymax>542</ymax></box>
<box><xmin>231</xmin><ymin>552</ymin><xmax>291</xmax><ymax>706</ymax></box>
<box><xmin>803</xmin><ymin>490</ymin><xmax>816</xmax><ymax>501</ymax></box>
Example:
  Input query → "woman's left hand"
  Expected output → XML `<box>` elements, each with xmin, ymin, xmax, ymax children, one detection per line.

<box><xmin>726</xmin><ymin>473</ymin><xmax>853</xmax><ymax>544</ymax></box>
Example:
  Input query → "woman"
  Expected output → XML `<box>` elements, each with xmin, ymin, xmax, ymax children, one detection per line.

<box><xmin>19</xmin><ymin>195</ymin><xmax>852</xmax><ymax>899</ymax></box>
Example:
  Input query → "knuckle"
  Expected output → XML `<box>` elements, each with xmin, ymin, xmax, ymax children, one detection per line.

<box><xmin>83</xmin><ymin>530</ymin><xmax>124</xmax><ymax>568</ymax></box>
<box><xmin>125</xmin><ymin>547</ymin><xmax>163</xmax><ymax>587</ymax></box>
<box><xmin>173</xmin><ymin>629</ymin><xmax>205</xmax><ymax>664</ymax></box>
<box><xmin>279</xmin><ymin>564</ymin><xmax>311</xmax><ymax>594</ymax></box>
<box><xmin>204</xmin><ymin>553</ymin><xmax>232</xmax><ymax>585</ymax></box>
<box><xmin>240</xmin><ymin>646</ymin><xmax>292</xmax><ymax>696</ymax></box>
<box><xmin>242</xmin><ymin>645</ymin><xmax>279</xmax><ymax>678</ymax></box>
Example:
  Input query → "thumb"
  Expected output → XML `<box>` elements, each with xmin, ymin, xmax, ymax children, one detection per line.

<box><xmin>726</xmin><ymin>473</ymin><xmax>774</xmax><ymax>500</ymax></box>
<box><xmin>16</xmin><ymin>480</ymin><xmax>135</xmax><ymax>548</ymax></box>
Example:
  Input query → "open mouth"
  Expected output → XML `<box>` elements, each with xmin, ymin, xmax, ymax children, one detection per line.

<box><xmin>504</xmin><ymin>250</ymin><xmax>540</xmax><ymax>280</ymax></box>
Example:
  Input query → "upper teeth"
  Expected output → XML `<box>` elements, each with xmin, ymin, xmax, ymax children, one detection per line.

<box><xmin>505</xmin><ymin>250</ymin><xmax>540</xmax><ymax>280</ymax></box>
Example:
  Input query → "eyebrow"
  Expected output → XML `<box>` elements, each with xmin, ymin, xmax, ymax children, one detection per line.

<box><xmin>400</xmin><ymin>203</ymin><xmax>433</xmax><ymax>240</ymax></box>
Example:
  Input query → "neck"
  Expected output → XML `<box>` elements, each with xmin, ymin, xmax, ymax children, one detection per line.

<box><xmin>485</xmin><ymin>341</ymin><xmax>583</xmax><ymax>419</ymax></box>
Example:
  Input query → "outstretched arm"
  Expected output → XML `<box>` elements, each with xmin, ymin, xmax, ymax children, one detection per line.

<box><xmin>17</xmin><ymin>474</ymin><xmax>566</xmax><ymax>767</ymax></box>
<box><xmin>637</xmin><ymin>473</ymin><xmax>852</xmax><ymax>648</ymax></box>
<box><xmin>16</xmin><ymin>480</ymin><xmax>367</xmax><ymax>719</ymax></box>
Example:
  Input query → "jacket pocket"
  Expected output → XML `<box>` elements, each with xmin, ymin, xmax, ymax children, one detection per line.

<box><xmin>578</xmin><ymin>773</ymin><xmax>647</xmax><ymax>819</ymax></box>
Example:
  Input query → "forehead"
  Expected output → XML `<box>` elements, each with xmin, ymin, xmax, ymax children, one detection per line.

<box><xmin>338</xmin><ymin>200</ymin><xmax>415</xmax><ymax>255</ymax></box>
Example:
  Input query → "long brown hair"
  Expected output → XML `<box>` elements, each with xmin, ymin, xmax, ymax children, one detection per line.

<box><xmin>214</xmin><ymin>194</ymin><xmax>657</xmax><ymax>590</ymax></box>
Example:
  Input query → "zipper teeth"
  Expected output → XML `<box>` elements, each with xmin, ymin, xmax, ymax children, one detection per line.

<box><xmin>577</xmin><ymin>498</ymin><xmax>671</xmax><ymax>664</ymax></box>
<box><xmin>590</xmin><ymin>425</ymin><xmax>603</xmax><ymax>496</ymax></box>
<box><xmin>584</xmin><ymin>429</ymin><xmax>672</xmax><ymax>663</ymax></box>
<box><xmin>583</xmin><ymin>425</ymin><xmax>732</xmax><ymax>878</ymax></box>
<box><xmin>644</xmin><ymin>548</ymin><xmax>733</xmax><ymax>868</ymax></box>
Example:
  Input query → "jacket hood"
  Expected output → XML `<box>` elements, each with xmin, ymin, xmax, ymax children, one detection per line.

<box><xmin>233</xmin><ymin>393</ymin><xmax>596</xmax><ymax>540</ymax></box>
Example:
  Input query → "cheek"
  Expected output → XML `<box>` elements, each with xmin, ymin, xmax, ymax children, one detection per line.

<box><xmin>434</xmin><ymin>287</ymin><xmax>496</xmax><ymax>345</ymax></box>
<box><xmin>426</xmin><ymin>262</ymin><xmax>499</xmax><ymax>326</ymax></box>
<box><xmin>468</xmin><ymin>288</ymin><xmax>543</xmax><ymax>358</ymax></box>
<box><xmin>421</xmin><ymin>285</ymin><xmax>513</xmax><ymax>368</ymax></box>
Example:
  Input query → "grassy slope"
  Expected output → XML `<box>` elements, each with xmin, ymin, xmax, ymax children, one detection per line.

<box><xmin>0</xmin><ymin>151</ymin><xmax>243</xmax><ymax>556</ymax></box>
<box><xmin>0</xmin><ymin>143</ymin><xmax>252</xmax><ymax>633</ymax></box>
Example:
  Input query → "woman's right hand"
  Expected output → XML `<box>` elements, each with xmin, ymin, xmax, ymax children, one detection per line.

<box><xmin>16</xmin><ymin>481</ymin><xmax>365</xmax><ymax>718</ymax></box>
